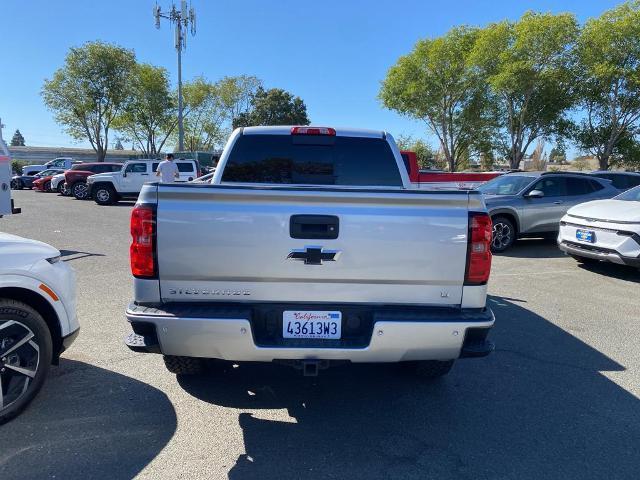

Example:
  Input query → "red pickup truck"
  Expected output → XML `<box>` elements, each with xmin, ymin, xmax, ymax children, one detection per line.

<box><xmin>401</xmin><ymin>151</ymin><xmax>502</xmax><ymax>189</ymax></box>
<box><xmin>64</xmin><ymin>162</ymin><xmax>122</xmax><ymax>200</ymax></box>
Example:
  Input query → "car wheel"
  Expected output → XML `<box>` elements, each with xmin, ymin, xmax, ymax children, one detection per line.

<box><xmin>10</xmin><ymin>179</ymin><xmax>22</xmax><ymax>190</ymax></box>
<box><xmin>44</xmin><ymin>181</ymin><xmax>52</xmax><ymax>192</ymax></box>
<box><xmin>72</xmin><ymin>182</ymin><xmax>90</xmax><ymax>200</ymax></box>
<box><xmin>491</xmin><ymin>216</ymin><xmax>516</xmax><ymax>253</ymax></box>
<box><xmin>163</xmin><ymin>355</ymin><xmax>205</xmax><ymax>375</ymax></box>
<box><xmin>56</xmin><ymin>182</ymin><xmax>65</xmax><ymax>194</ymax></box>
<box><xmin>403</xmin><ymin>360</ymin><xmax>454</xmax><ymax>379</ymax></box>
<box><xmin>0</xmin><ymin>299</ymin><xmax>53</xmax><ymax>424</ymax></box>
<box><xmin>93</xmin><ymin>185</ymin><xmax>117</xmax><ymax>205</ymax></box>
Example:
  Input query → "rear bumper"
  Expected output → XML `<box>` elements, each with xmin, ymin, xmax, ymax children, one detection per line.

<box><xmin>559</xmin><ymin>241</ymin><xmax>640</xmax><ymax>267</ymax></box>
<box><xmin>125</xmin><ymin>302</ymin><xmax>494</xmax><ymax>362</ymax></box>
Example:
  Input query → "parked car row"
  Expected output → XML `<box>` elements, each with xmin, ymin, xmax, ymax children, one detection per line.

<box><xmin>11</xmin><ymin>158</ymin><xmax>201</xmax><ymax>205</ymax></box>
<box><xmin>477</xmin><ymin>171</ymin><xmax>640</xmax><ymax>269</ymax></box>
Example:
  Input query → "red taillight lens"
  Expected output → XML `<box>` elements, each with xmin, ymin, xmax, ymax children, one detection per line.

<box><xmin>291</xmin><ymin>126</ymin><xmax>336</xmax><ymax>136</ymax></box>
<box><xmin>130</xmin><ymin>205</ymin><xmax>156</xmax><ymax>278</ymax></box>
<box><xmin>465</xmin><ymin>213</ymin><xmax>492</xmax><ymax>285</ymax></box>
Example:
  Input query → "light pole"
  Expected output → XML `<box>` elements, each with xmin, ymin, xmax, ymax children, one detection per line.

<box><xmin>154</xmin><ymin>1</ymin><xmax>196</xmax><ymax>152</ymax></box>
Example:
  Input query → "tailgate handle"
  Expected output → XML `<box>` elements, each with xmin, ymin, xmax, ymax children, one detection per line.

<box><xmin>290</xmin><ymin>215</ymin><xmax>339</xmax><ymax>239</ymax></box>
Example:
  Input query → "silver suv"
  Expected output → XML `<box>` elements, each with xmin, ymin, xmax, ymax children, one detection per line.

<box><xmin>478</xmin><ymin>172</ymin><xmax>618</xmax><ymax>252</ymax></box>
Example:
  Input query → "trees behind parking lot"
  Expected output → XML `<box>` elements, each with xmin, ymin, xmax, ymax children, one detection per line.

<box><xmin>380</xmin><ymin>26</ymin><xmax>491</xmax><ymax>172</ymax></box>
<box><xmin>382</xmin><ymin>2</ymin><xmax>640</xmax><ymax>170</ymax></box>
<box><xmin>572</xmin><ymin>1</ymin><xmax>640</xmax><ymax>170</ymax></box>
<box><xmin>233</xmin><ymin>87</ymin><xmax>310</xmax><ymax>129</ymax></box>
<box><xmin>42</xmin><ymin>41</ymin><xmax>136</xmax><ymax>162</ymax></box>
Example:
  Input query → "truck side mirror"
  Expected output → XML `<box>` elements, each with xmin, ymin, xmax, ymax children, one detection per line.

<box><xmin>526</xmin><ymin>189</ymin><xmax>544</xmax><ymax>199</ymax></box>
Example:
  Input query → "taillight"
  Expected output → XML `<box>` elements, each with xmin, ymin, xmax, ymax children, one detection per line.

<box><xmin>291</xmin><ymin>126</ymin><xmax>336</xmax><ymax>136</ymax></box>
<box><xmin>465</xmin><ymin>213</ymin><xmax>492</xmax><ymax>285</ymax></box>
<box><xmin>130</xmin><ymin>204</ymin><xmax>156</xmax><ymax>278</ymax></box>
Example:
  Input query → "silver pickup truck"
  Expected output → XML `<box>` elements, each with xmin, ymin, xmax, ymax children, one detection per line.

<box><xmin>125</xmin><ymin>126</ymin><xmax>495</xmax><ymax>378</ymax></box>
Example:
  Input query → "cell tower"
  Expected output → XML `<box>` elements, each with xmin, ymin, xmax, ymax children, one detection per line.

<box><xmin>154</xmin><ymin>1</ymin><xmax>197</xmax><ymax>152</ymax></box>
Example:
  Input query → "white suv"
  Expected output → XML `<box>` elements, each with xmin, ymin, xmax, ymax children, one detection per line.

<box><xmin>0</xmin><ymin>233</ymin><xmax>79</xmax><ymax>423</ymax></box>
<box><xmin>87</xmin><ymin>159</ymin><xmax>200</xmax><ymax>205</ymax></box>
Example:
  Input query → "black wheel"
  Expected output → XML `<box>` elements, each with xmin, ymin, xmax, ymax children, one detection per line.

<box><xmin>56</xmin><ymin>182</ymin><xmax>66</xmax><ymax>194</ymax></box>
<box><xmin>72</xmin><ymin>182</ymin><xmax>90</xmax><ymax>200</ymax></box>
<box><xmin>43</xmin><ymin>181</ymin><xmax>52</xmax><ymax>192</ymax></box>
<box><xmin>403</xmin><ymin>360</ymin><xmax>454</xmax><ymax>379</ymax></box>
<box><xmin>0</xmin><ymin>299</ymin><xmax>53</xmax><ymax>424</ymax></box>
<box><xmin>491</xmin><ymin>216</ymin><xmax>516</xmax><ymax>253</ymax></box>
<box><xmin>163</xmin><ymin>355</ymin><xmax>205</xmax><ymax>375</ymax></box>
<box><xmin>93</xmin><ymin>185</ymin><xmax>117</xmax><ymax>205</ymax></box>
<box><xmin>10</xmin><ymin>179</ymin><xmax>23</xmax><ymax>190</ymax></box>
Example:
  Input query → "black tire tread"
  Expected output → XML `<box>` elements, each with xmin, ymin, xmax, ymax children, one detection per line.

<box><xmin>163</xmin><ymin>355</ymin><xmax>204</xmax><ymax>375</ymax></box>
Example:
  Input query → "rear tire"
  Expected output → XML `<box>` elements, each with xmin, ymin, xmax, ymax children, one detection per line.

<box><xmin>491</xmin><ymin>216</ymin><xmax>516</xmax><ymax>253</ymax></box>
<box><xmin>163</xmin><ymin>355</ymin><xmax>205</xmax><ymax>375</ymax></box>
<box><xmin>0</xmin><ymin>299</ymin><xmax>53</xmax><ymax>424</ymax></box>
<box><xmin>44</xmin><ymin>181</ymin><xmax>52</xmax><ymax>192</ymax></box>
<box><xmin>10</xmin><ymin>179</ymin><xmax>23</xmax><ymax>190</ymax></box>
<box><xmin>56</xmin><ymin>182</ymin><xmax>66</xmax><ymax>194</ymax></box>
<box><xmin>93</xmin><ymin>185</ymin><xmax>117</xmax><ymax>205</ymax></box>
<box><xmin>72</xmin><ymin>182</ymin><xmax>90</xmax><ymax>200</ymax></box>
<box><xmin>404</xmin><ymin>360</ymin><xmax>454</xmax><ymax>379</ymax></box>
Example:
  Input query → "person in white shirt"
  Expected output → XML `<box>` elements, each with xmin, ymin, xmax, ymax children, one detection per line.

<box><xmin>156</xmin><ymin>153</ymin><xmax>180</xmax><ymax>182</ymax></box>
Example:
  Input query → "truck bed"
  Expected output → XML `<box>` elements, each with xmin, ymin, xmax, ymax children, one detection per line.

<box><xmin>145</xmin><ymin>183</ymin><xmax>483</xmax><ymax>307</ymax></box>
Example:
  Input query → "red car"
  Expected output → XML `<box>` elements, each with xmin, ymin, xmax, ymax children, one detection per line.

<box><xmin>31</xmin><ymin>169</ymin><xmax>65</xmax><ymax>192</ymax></box>
<box><xmin>64</xmin><ymin>163</ymin><xmax>123</xmax><ymax>200</ymax></box>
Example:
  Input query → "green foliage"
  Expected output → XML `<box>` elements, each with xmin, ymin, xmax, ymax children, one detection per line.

<box><xmin>380</xmin><ymin>26</ymin><xmax>490</xmax><ymax>172</ymax></box>
<box><xmin>470</xmin><ymin>12</ymin><xmax>578</xmax><ymax>168</ymax></box>
<box><xmin>572</xmin><ymin>1</ymin><xmax>640</xmax><ymax>170</ymax></box>
<box><xmin>572</xmin><ymin>157</ymin><xmax>591</xmax><ymax>171</ymax></box>
<box><xmin>233</xmin><ymin>87</ymin><xmax>310</xmax><ymax>128</ymax></box>
<box><xmin>395</xmin><ymin>134</ymin><xmax>441</xmax><ymax>169</ymax></box>
<box><xmin>10</xmin><ymin>129</ymin><xmax>25</xmax><ymax>146</ymax></box>
<box><xmin>114</xmin><ymin>63</ymin><xmax>175</xmax><ymax>155</ymax></box>
<box><xmin>42</xmin><ymin>41</ymin><xmax>136</xmax><ymax>161</ymax></box>
<box><xmin>216</xmin><ymin>75</ymin><xmax>262</xmax><ymax>125</ymax></box>
<box><xmin>179</xmin><ymin>77</ymin><xmax>227</xmax><ymax>152</ymax></box>
<box><xmin>549</xmin><ymin>141</ymin><xmax>567</xmax><ymax>163</ymax></box>
<box><xmin>11</xmin><ymin>160</ymin><xmax>27</xmax><ymax>174</ymax></box>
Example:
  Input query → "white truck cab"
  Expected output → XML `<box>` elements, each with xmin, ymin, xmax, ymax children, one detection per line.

<box><xmin>0</xmin><ymin>121</ymin><xmax>79</xmax><ymax>423</ymax></box>
<box><xmin>22</xmin><ymin>157</ymin><xmax>78</xmax><ymax>176</ymax></box>
<box><xmin>87</xmin><ymin>158</ymin><xmax>200</xmax><ymax>205</ymax></box>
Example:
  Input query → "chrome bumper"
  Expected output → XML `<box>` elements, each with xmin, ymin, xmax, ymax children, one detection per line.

<box><xmin>125</xmin><ymin>303</ymin><xmax>494</xmax><ymax>362</ymax></box>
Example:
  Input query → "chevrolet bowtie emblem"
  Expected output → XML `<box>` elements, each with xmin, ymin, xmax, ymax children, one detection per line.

<box><xmin>287</xmin><ymin>247</ymin><xmax>341</xmax><ymax>265</ymax></box>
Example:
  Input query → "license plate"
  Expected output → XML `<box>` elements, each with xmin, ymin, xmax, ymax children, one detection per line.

<box><xmin>576</xmin><ymin>229</ymin><xmax>595</xmax><ymax>243</ymax></box>
<box><xmin>282</xmin><ymin>311</ymin><xmax>342</xmax><ymax>339</ymax></box>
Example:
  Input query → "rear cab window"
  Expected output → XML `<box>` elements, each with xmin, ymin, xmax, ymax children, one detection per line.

<box><xmin>221</xmin><ymin>134</ymin><xmax>403</xmax><ymax>186</ymax></box>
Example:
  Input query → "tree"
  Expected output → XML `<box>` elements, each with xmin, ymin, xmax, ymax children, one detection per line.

<box><xmin>572</xmin><ymin>1</ymin><xmax>640</xmax><ymax>170</ymax></box>
<box><xmin>10</xmin><ymin>129</ymin><xmax>25</xmax><ymax>146</ymax></box>
<box><xmin>180</xmin><ymin>77</ymin><xmax>227</xmax><ymax>152</ymax></box>
<box><xmin>549</xmin><ymin>141</ymin><xmax>567</xmax><ymax>163</ymax></box>
<box><xmin>233</xmin><ymin>87</ymin><xmax>310</xmax><ymax>128</ymax></box>
<box><xmin>42</xmin><ymin>41</ymin><xmax>136</xmax><ymax>161</ymax></box>
<box><xmin>114</xmin><ymin>63</ymin><xmax>175</xmax><ymax>156</ymax></box>
<box><xmin>395</xmin><ymin>134</ymin><xmax>440</xmax><ymax>169</ymax></box>
<box><xmin>114</xmin><ymin>137</ymin><xmax>124</xmax><ymax>150</ymax></box>
<box><xmin>217</xmin><ymin>75</ymin><xmax>262</xmax><ymax>126</ymax></box>
<box><xmin>470</xmin><ymin>12</ymin><xmax>578</xmax><ymax>169</ymax></box>
<box><xmin>380</xmin><ymin>27</ymin><xmax>491</xmax><ymax>173</ymax></box>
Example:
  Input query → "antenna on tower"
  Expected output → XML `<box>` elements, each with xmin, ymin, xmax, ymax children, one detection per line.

<box><xmin>153</xmin><ymin>2</ymin><xmax>197</xmax><ymax>152</ymax></box>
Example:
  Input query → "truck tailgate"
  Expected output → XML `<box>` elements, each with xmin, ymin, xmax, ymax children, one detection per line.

<box><xmin>155</xmin><ymin>185</ymin><xmax>471</xmax><ymax>306</ymax></box>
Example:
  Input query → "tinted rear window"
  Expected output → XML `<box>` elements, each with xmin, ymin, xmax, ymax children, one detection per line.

<box><xmin>177</xmin><ymin>162</ymin><xmax>194</xmax><ymax>173</ymax></box>
<box><xmin>221</xmin><ymin>135</ymin><xmax>403</xmax><ymax>186</ymax></box>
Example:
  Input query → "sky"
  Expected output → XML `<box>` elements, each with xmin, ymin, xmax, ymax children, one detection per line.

<box><xmin>0</xmin><ymin>0</ymin><xmax>623</xmax><ymax>156</ymax></box>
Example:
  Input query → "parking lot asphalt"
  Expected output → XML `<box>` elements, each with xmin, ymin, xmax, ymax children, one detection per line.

<box><xmin>1</xmin><ymin>189</ymin><xmax>639</xmax><ymax>480</ymax></box>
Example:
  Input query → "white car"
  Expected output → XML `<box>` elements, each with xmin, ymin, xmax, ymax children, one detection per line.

<box><xmin>558</xmin><ymin>185</ymin><xmax>640</xmax><ymax>269</ymax></box>
<box><xmin>0</xmin><ymin>233</ymin><xmax>79</xmax><ymax>423</ymax></box>
<box><xmin>50</xmin><ymin>173</ymin><xmax>68</xmax><ymax>195</ymax></box>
